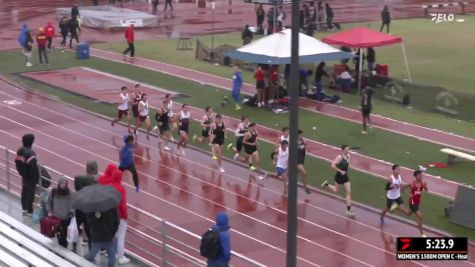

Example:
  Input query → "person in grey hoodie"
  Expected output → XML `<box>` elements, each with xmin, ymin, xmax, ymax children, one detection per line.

<box><xmin>48</xmin><ymin>176</ymin><xmax>74</xmax><ymax>248</ymax></box>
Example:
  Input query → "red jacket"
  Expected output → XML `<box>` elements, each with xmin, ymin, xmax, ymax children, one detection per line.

<box><xmin>110</xmin><ymin>169</ymin><xmax>128</xmax><ymax>219</ymax></box>
<box><xmin>98</xmin><ymin>163</ymin><xmax>117</xmax><ymax>185</ymax></box>
<box><xmin>125</xmin><ymin>26</ymin><xmax>134</xmax><ymax>44</ymax></box>
<box><xmin>254</xmin><ymin>69</ymin><xmax>264</xmax><ymax>81</ymax></box>
<box><xmin>45</xmin><ymin>22</ymin><xmax>55</xmax><ymax>38</ymax></box>
<box><xmin>36</xmin><ymin>33</ymin><xmax>47</xmax><ymax>48</ymax></box>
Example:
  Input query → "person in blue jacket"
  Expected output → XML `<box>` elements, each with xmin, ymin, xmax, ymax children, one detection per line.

<box><xmin>18</xmin><ymin>24</ymin><xmax>33</xmax><ymax>67</ymax></box>
<box><xmin>231</xmin><ymin>66</ymin><xmax>243</xmax><ymax>110</ymax></box>
<box><xmin>118</xmin><ymin>134</ymin><xmax>140</xmax><ymax>192</ymax></box>
<box><xmin>208</xmin><ymin>212</ymin><xmax>231</xmax><ymax>267</ymax></box>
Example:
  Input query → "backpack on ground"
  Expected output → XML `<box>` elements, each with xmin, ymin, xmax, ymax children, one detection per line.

<box><xmin>200</xmin><ymin>228</ymin><xmax>222</xmax><ymax>260</ymax></box>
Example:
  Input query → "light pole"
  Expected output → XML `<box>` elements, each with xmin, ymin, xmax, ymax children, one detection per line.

<box><xmin>286</xmin><ymin>0</ymin><xmax>300</xmax><ymax>265</ymax></box>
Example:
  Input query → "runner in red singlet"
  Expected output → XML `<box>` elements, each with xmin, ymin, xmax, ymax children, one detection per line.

<box><xmin>404</xmin><ymin>170</ymin><xmax>428</xmax><ymax>237</ymax></box>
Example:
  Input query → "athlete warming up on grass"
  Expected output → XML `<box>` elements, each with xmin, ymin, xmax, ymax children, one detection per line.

<box><xmin>380</xmin><ymin>164</ymin><xmax>410</xmax><ymax>225</ymax></box>
<box><xmin>131</xmin><ymin>84</ymin><xmax>142</xmax><ymax>123</ymax></box>
<box><xmin>227</xmin><ymin>115</ymin><xmax>249</xmax><ymax>161</ymax></box>
<box><xmin>193</xmin><ymin>106</ymin><xmax>215</xmax><ymax>156</ymax></box>
<box><xmin>133</xmin><ymin>93</ymin><xmax>151</xmax><ymax>140</ymax></box>
<box><xmin>176</xmin><ymin>104</ymin><xmax>191</xmax><ymax>155</ymax></box>
<box><xmin>111</xmin><ymin>86</ymin><xmax>131</xmax><ymax>132</ymax></box>
<box><xmin>273</xmin><ymin>140</ymin><xmax>289</xmax><ymax>195</ymax></box>
<box><xmin>154</xmin><ymin>100</ymin><xmax>172</xmax><ymax>151</ymax></box>
<box><xmin>321</xmin><ymin>144</ymin><xmax>355</xmax><ymax>216</ymax></box>
<box><xmin>243</xmin><ymin>123</ymin><xmax>266</xmax><ymax>182</ymax></box>
<box><xmin>361</xmin><ymin>87</ymin><xmax>374</xmax><ymax>134</ymax></box>
<box><xmin>405</xmin><ymin>170</ymin><xmax>428</xmax><ymax>237</ymax></box>
<box><xmin>210</xmin><ymin>114</ymin><xmax>226</xmax><ymax>173</ymax></box>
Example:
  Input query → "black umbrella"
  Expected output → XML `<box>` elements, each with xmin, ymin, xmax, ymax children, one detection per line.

<box><xmin>72</xmin><ymin>184</ymin><xmax>122</xmax><ymax>213</ymax></box>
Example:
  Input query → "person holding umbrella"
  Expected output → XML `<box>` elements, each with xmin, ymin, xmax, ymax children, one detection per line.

<box><xmin>47</xmin><ymin>176</ymin><xmax>74</xmax><ymax>248</ymax></box>
<box><xmin>72</xmin><ymin>184</ymin><xmax>121</xmax><ymax>267</ymax></box>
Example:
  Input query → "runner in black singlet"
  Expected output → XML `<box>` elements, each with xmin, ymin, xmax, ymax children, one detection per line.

<box><xmin>297</xmin><ymin>130</ymin><xmax>311</xmax><ymax>194</ymax></box>
<box><xmin>176</xmin><ymin>104</ymin><xmax>191</xmax><ymax>155</ymax></box>
<box><xmin>154</xmin><ymin>100</ymin><xmax>171</xmax><ymax>151</ymax></box>
<box><xmin>210</xmin><ymin>114</ymin><xmax>226</xmax><ymax>173</ymax></box>
<box><xmin>321</xmin><ymin>144</ymin><xmax>355</xmax><ymax>216</ymax></box>
<box><xmin>243</xmin><ymin>123</ymin><xmax>266</xmax><ymax>183</ymax></box>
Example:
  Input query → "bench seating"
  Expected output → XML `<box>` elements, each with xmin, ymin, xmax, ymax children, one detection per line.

<box><xmin>440</xmin><ymin>148</ymin><xmax>475</xmax><ymax>164</ymax></box>
<box><xmin>0</xmin><ymin>210</ymin><xmax>96</xmax><ymax>267</ymax></box>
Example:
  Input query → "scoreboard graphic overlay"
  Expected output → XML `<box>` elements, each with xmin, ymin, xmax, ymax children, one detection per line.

<box><xmin>397</xmin><ymin>237</ymin><xmax>468</xmax><ymax>261</ymax></box>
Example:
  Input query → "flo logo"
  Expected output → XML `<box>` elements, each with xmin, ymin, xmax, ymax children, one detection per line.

<box><xmin>430</xmin><ymin>13</ymin><xmax>465</xmax><ymax>23</ymax></box>
<box><xmin>436</xmin><ymin>91</ymin><xmax>459</xmax><ymax>115</ymax></box>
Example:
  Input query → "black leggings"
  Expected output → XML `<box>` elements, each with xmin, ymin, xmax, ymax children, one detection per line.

<box><xmin>123</xmin><ymin>43</ymin><xmax>135</xmax><ymax>57</ymax></box>
<box><xmin>164</xmin><ymin>0</ymin><xmax>172</xmax><ymax>10</ymax></box>
<box><xmin>119</xmin><ymin>164</ymin><xmax>139</xmax><ymax>188</ymax></box>
<box><xmin>380</xmin><ymin>22</ymin><xmax>390</xmax><ymax>33</ymax></box>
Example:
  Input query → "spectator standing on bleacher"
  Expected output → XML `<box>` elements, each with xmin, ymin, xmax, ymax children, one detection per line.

<box><xmin>367</xmin><ymin>47</ymin><xmax>376</xmax><ymax>73</ymax></box>
<box><xmin>86</xmin><ymin>160</ymin><xmax>99</xmax><ymax>181</ymax></box>
<box><xmin>15</xmin><ymin>134</ymin><xmax>39</xmax><ymax>217</ymax></box>
<box><xmin>73</xmin><ymin>172</ymin><xmax>96</xmax><ymax>251</ymax></box>
<box><xmin>207</xmin><ymin>212</ymin><xmax>231</xmax><ymax>267</ymax></box>
<box><xmin>47</xmin><ymin>176</ymin><xmax>74</xmax><ymax>248</ymax></box>
<box><xmin>86</xmin><ymin>207</ymin><xmax>120</xmax><ymax>267</ymax></box>
<box><xmin>109</xmin><ymin>169</ymin><xmax>130</xmax><ymax>264</ymax></box>
<box><xmin>380</xmin><ymin>5</ymin><xmax>391</xmax><ymax>33</ymax></box>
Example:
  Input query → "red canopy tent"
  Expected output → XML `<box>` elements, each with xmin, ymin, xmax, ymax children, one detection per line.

<box><xmin>322</xmin><ymin>27</ymin><xmax>411</xmax><ymax>92</ymax></box>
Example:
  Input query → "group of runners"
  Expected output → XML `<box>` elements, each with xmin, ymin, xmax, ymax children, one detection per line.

<box><xmin>110</xmin><ymin>84</ymin><xmax>429</xmax><ymax>236</ymax></box>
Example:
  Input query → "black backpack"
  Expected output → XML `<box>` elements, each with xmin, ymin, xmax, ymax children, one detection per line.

<box><xmin>200</xmin><ymin>228</ymin><xmax>222</xmax><ymax>260</ymax></box>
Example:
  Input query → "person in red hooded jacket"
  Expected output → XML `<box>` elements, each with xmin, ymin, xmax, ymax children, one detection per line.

<box><xmin>109</xmin><ymin>169</ymin><xmax>130</xmax><ymax>264</ymax></box>
<box><xmin>123</xmin><ymin>24</ymin><xmax>135</xmax><ymax>58</ymax></box>
<box><xmin>98</xmin><ymin>163</ymin><xmax>117</xmax><ymax>185</ymax></box>
<box><xmin>44</xmin><ymin>22</ymin><xmax>55</xmax><ymax>52</ymax></box>
<box><xmin>36</xmin><ymin>27</ymin><xmax>49</xmax><ymax>65</ymax></box>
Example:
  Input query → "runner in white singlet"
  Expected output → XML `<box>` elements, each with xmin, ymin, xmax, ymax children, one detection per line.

<box><xmin>111</xmin><ymin>86</ymin><xmax>131</xmax><ymax>132</ymax></box>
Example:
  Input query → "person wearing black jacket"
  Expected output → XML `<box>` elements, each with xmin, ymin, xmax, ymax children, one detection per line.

<box><xmin>241</xmin><ymin>25</ymin><xmax>253</xmax><ymax>45</ymax></box>
<box><xmin>15</xmin><ymin>134</ymin><xmax>39</xmax><ymax>216</ymax></box>
<box><xmin>59</xmin><ymin>16</ymin><xmax>69</xmax><ymax>48</ymax></box>
<box><xmin>69</xmin><ymin>18</ymin><xmax>80</xmax><ymax>48</ymax></box>
<box><xmin>380</xmin><ymin>5</ymin><xmax>391</xmax><ymax>33</ymax></box>
<box><xmin>325</xmin><ymin>3</ymin><xmax>334</xmax><ymax>29</ymax></box>
<box><xmin>71</xmin><ymin>4</ymin><xmax>80</xmax><ymax>21</ymax></box>
<box><xmin>85</xmin><ymin>208</ymin><xmax>120</xmax><ymax>267</ymax></box>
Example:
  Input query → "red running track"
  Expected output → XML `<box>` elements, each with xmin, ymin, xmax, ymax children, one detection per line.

<box><xmin>88</xmin><ymin>51</ymin><xmax>467</xmax><ymax>199</ymax></box>
<box><xmin>2</xmin><ymin>77</ymin><xmax>475</xmax><ymax>267</ymax></box>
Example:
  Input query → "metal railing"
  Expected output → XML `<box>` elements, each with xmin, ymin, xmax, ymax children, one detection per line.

<box><xmin>0</xmin><ymin>145</ymin><xmax>265</xmax><ymax>267</ymax></box>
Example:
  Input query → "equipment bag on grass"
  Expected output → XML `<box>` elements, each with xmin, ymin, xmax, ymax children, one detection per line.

<box><xmin>200</xmin><ymin>228</ymin><xmax>222</xmax><ymax>260</ymax></box>
<box><xmin>67</xmin><ymin>216</ymin><xmax>79</xmax><ymax>243</ymax></box>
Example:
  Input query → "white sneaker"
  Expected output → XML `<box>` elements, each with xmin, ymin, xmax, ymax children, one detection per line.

<box><xmin>268</xmin><ymin>99</ymin><xmax>274</xmax><ymax>104</ymax></box>
<box><xmin>346</xmin><ymin>209</ymin><xmax>356</xmax><ymax>216</ymax></box>
<box><xmin>152</xmin><ymin>126</ymin><xmax>158</xmax><ymax>131</ymax></box>
<box><xmin>26</xmin><ymin>62</ymin><xmax>32</xmax><ymax>67</ymax></box>
<box><xmin>233</xmin><ymin>153</ymin><xmax>239</xmax><ymax>160</ymax></box>
<box><xmin>171</xmin><ymin>136</ymin><xmax>175</xmax><ymax>141</ymax></box>
<box><xmin>164</xmin><ymin>146</ymin><xmax>171</xmax><ymax>151</ymax></box>
<box><xmin>219</xmin><ymin>167</ymin><xmax>225</xmax><ymax>173</ymax></box>
<box><xmin>257</xmin><ymin>102</ymin><xmax>262</xmax><ymax>107</ymax></box>
<box><xmin>258</xmin><ymin>175</ymin><xmax>264</xmax><ymax>181</ymax></box>
<box><xmin>118</xmin><ymin>256</ymin><xmax>130</xmax><ymax>264</ymax></box>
